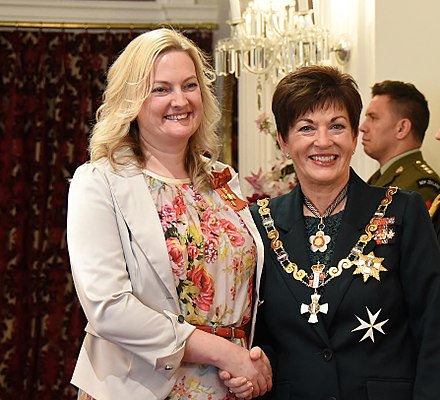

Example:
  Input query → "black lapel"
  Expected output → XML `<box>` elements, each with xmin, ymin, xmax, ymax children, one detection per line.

<box><xmin>323</xmin><ymin>169</ymin><xmax>385</xmax><ymax>327</ymax></box>
<box><xmin>269</xmin><ymin>185</ymin><xmax>332</xmax><ymax>345</ymax></box>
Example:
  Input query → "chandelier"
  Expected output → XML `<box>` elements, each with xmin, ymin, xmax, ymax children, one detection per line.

<box><xmin>215</xmin><ymin>0</ymin><xmax>350</xmax><ymax>82</ymax></box>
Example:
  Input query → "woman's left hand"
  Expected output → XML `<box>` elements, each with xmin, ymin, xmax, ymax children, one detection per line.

<box><xmin>219</xmin><ymin>375</ymin><xmax>253</xmax><ymax>399</ymax></box>
<box><xmin>219</xmin><ymin>346</ymin><xmax>272</xmax><ymax>399</ymax></box>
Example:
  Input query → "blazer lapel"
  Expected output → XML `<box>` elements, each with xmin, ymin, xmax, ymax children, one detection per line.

<box><xmin>272</xmin><ymin>187</ymin><xmax>332</xmax><ymax>346</ymax></box>
<box><xmin>106</xmin><ymin>167</ymin><xmax>178</xmax><ymax>301</ymax></box>
<box><xmin>323</xmin><ymin>170</ymin><xmax>384</xmax><ymax>327</ymax></box>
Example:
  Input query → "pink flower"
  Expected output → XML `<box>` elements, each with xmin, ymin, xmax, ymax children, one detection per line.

<box><xmin>166</xmin><ymin>237</ymin><xmax>186</xmax><ymax>278</ymax></box>
<box><xmin>245</xmin><ymin>168</ymin><xmax>264</xmax><ymax>191</ymax></box>
<box><xmin>159</xmin><ymin>204</ymin><xmax>177</xmax><ymax>230</ymax></box>
<box><xmin>204</xmin><ymin>237</ymin><xmax>219</xmax><ymax>263</ymax></box>
<box><xmin>200</xmin><ymin>208</ymin><xmax>222</xmax><ymax>235</ymax></box>
<box><xmin>255</xmin><ymin>112</ymin><xmax>267</xmax><ymax>127</ymax></box>
<box><xmin>220</xmin><ymin>219</ymin><xmax>245</xmax><ymax>247</ymax></box>
<box><xmin>187</xmin><ymin>265</ymin><xmax>215</xmax><ymax>312</ymax></box>
<box><xmin>172</xmin><ymin>195</ymin><xmax>186</xmax><ymax>217</ymax></box>
<box><xmin>232</xmin><ymin>256</ymin><xmax>241</xmax><ymax>274</ymax></box>
<box><xmin>255</xmin><ymin>112</ymin><xmax>277</xmax><ymax>138</ymax></box>
<box><xmin>187</xmin><ymin>241</ymin><xmax>199</xmax><ymax>260</ymax></box>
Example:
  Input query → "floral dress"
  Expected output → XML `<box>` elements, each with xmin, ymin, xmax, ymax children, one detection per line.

<box><xmin>144</xmin><ymin>170</ymin><xmax>256</xmax><ymax>400</ymax></box>
<box><xmin>77</xmin><ymin>170</ymin><xmax>257</xmax><ymax>400</ymax></box>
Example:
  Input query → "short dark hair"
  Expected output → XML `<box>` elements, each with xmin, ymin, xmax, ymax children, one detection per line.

<box><xmin>272</xmin><ymin>65</ymin><xmax>363</xmax><ymax>141</ymax></box>
<box><xmin>371</xmin><ymin>80</ymin><xmax>429</xmax><ymax>142</ymax></box>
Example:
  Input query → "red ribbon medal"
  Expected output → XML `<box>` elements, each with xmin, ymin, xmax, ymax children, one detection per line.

<box><xmin>209</xmin><ymin>168</ymin><xmax>248</xmax><ymax>211</ymax></box>
<box><xmin>372</xmin><ymin>217</ymin><xmax>395</xmax><ymax>244</ymax></box>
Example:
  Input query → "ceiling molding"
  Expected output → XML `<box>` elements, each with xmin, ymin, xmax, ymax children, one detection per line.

<box><xmin>0</xmin><ymin>0</ymin><xmax>219</xmax><ymax>25</ymax></box>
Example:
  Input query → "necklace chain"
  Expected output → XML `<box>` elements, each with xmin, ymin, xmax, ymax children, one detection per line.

<box><xmin>303</xmin><ymin>183</ymin><xmax>349</xmax><ymax>220</ymax></box>
<box><xmin>256</xmin><ymin>186</ymin><xmax>398</xmax><ymax>289</ymax></box>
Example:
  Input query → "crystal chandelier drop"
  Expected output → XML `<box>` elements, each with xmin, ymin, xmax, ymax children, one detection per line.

<box><xmin>215</xmin><ymin>0</ymin><xmax>349</xmax><ymax>83</ymax></box>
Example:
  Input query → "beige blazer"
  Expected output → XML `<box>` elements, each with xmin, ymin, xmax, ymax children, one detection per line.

<box><xmin>67</xmin><ymin>157</ymin><xmax>264</xmax><ymax>400</ymax></box>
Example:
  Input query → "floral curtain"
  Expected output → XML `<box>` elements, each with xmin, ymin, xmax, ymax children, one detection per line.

<box><xmin>0</xmin><ymin>28</ymin><xmax>212</xmax><ymax>400</ymax></box>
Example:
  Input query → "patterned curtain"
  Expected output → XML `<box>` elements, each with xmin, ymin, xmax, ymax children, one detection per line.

<box><xmin>0</xmin><ymin>28</ymin><xmax>212</xmax><ymax>400</ymax></box>
<box><xmin>218</xmin><ymin>74</ymin><xmax>238</xmax><ymax>171</ymax></box>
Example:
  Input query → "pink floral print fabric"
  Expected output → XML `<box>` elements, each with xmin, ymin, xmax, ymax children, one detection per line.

<box><xmin>146</xmin><ymin>171</ymin><xmax>256</xmax><ymax>399</ymax></box>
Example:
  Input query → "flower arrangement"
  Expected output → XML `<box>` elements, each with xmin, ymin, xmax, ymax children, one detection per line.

<box><xmin>245</xmin><ymin>113</ymin><xmax>296</xmax><ymax>204</ymax></box>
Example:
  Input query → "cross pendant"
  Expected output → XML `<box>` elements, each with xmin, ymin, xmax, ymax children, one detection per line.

<box><xmin>300</xmin><ymin>292</ymin><xmax>328</xmax><ymax>323</ymax></box>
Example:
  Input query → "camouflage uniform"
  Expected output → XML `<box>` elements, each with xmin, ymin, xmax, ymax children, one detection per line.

<box><xmin>368</xmin><ymin>150</ymin><xmax>440</xmax><ymax>205</ymax></box>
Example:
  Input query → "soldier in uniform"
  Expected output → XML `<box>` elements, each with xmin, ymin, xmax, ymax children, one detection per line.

<box><xmin>360</xmin><ymin>80</ymin><xmax>440</xmax><ymax>207</ymax></box>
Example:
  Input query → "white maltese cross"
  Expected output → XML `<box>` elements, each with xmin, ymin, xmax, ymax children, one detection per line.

<box><xmin>352</xmin><ymin>307</ymin><xmax>389</xmax><ymax>342</ymax></box>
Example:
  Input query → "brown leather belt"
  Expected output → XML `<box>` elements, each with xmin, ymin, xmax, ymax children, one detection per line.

<box><xmin>195</xmin><ymin>325</ymin><xmax>246</xmax><ymax>339</ymax></box>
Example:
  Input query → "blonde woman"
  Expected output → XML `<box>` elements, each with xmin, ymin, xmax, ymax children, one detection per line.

<box><xmin>67</xmin><ymin>28</ymin><xmax>271</xmax><ymax>400</ymax></box>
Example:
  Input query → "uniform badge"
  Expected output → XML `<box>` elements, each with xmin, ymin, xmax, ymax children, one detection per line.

<box><xmin>371</xmin><ymin>216</ymin><xmax>395</xmax><ymax>244</ymax></box>
<box><xmin>352</xmin><ymin>307</ymin><xmax>388</xmax><ymax>342</ymax></box>
<box><xmin>417</xmin><ymin>178</ymin><xmax>440</xmax><ymax>191</ymax></box>
<box><xmin>353</xmin><ymin>252</ymin><xmax>387</xmax><ymax>282</ymax></box>
<box><xmin>395</xmin><ymin>165</ymin><xmax>404</xmax><ymax>174</ymax></box>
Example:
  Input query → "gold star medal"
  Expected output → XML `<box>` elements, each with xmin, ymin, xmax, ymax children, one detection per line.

<box><xmin>353</xmin><ymin>252</ymin><xmax>387</xmax><ymax>282</ymax></box>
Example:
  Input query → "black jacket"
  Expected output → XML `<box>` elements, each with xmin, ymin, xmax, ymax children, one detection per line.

<box><xmin>252</xmin><ymin>169</ymin><xmax>440</xmax><ymax>400</ymax></box>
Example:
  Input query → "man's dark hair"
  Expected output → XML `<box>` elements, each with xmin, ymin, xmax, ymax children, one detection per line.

<box><xmin>371</xmin><ymin>80</ymin><xmax>429</xmax><ymax>142</ymax></box>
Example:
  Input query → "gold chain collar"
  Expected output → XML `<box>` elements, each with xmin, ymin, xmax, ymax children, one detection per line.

<box><xmin>257</xmin><ymin>186</ymin><xmax>398</xmax><ymax>288</ymax></box>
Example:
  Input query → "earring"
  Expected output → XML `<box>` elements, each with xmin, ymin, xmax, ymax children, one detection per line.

<box><xmin>285</xmin><ymin>153</ymin><xmax>290</xmax><ymax>159</ymax></box>
<box><xmin>352</xmin><ymin>149</ymin><xmax>356</xmax><ymax>155</ymax></box>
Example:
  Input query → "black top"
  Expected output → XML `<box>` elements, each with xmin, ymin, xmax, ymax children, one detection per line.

<box><xmin>432</xmin><ymin>207</ymin><xmax>440</xmax><ymax>242</ymax></box>
<box><xmin>252</xmin><ymin>169</ymin><xmax>440</xmax><ymax>400</ymax></box>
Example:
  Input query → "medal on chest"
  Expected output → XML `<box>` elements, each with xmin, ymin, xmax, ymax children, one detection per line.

<box><xmin>257</xmin><ymin>186</ymin><xmax>398</xmax><ymax>324</ymax></box>
<box><xmin>300</xmin><ymin>291</ymin><xmax>328</xmax><ymax>323</ymax></box>
<box><xmin>304</xmin><ymin>184</ymin><xmax>348</xmax><ymax>252</ymax></box>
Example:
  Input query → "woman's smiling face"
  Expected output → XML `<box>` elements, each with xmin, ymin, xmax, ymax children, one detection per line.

<box><xmin>137</xmin><ymin>50</ymin><xmax>203</xmax><ymax>153</ymax></box>
<box><xmin>279</xmin><ymin>104</ymin><xmax>357</xmax><ymax>189</ymax></box>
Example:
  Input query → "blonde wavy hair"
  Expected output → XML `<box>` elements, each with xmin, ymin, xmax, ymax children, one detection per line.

<box><xmin>89</xmin><ymin>28</ymin><xmax>221</xmax><ymax>191</ymax></box>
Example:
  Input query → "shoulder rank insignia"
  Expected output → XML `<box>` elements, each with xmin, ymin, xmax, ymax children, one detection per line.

<box><xmin>415</xmin><ymin>160</ymin><xmax>435</xmax><ymax>175</ymax></box>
